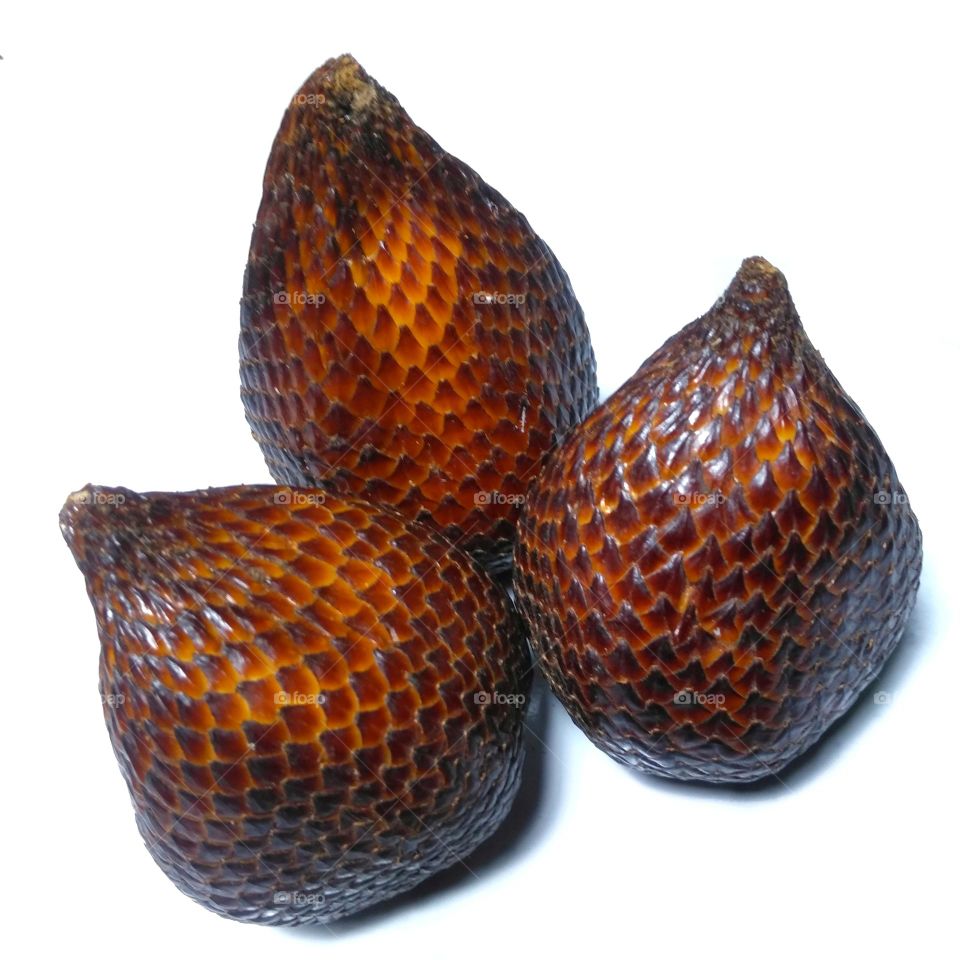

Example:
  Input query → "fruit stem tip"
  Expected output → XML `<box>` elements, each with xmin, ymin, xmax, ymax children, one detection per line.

<box><xmin>738</xmin><ymin>256</ymin><xmax>785</xmax><ymax>283</ymax></box>
<box><xmin>309</xmin><ymin>54</ymin><xmax>378</xmax><ymax>113</ymax></box>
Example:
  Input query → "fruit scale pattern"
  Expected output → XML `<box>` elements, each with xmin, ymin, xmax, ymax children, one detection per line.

<box><xmin>515</xmin><ymin>258</ymin><xmax>922</xmax><ymax>782</ymax></box>
<box><xmin>240</xmin><ymin>54</ymin><xmax>598</xmax><ymax>571</ymax></box>
<box><xmin>60</xmin><ymin>485</ymin><xmax>529</xmax><ymax>923</ymax></box>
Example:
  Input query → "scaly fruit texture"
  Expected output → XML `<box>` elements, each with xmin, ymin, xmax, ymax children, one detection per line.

<box><xmin>240</xmin><ymin>55</ymin><xmax>597</xmax><ymax>571</ymax></box>
<box><xmin>60</xmin><ymin>485</ymin><xmax>529</xmax><ymax>924</ymax></box>
<box><xmin>514</xmin><ymin>257</ymin><xmax>922</xmax><ymax>783</ymax></box>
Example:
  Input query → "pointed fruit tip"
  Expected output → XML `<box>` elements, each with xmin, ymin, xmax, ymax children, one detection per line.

<box><xmin>61</xmin><ymin>483</ymin><xmax>95</xmax><ymax>518</ymax></box>
<box><xmin>304</xmin><ymin>53</ymin><xmax>378</xmax><ymax>113</ymax></box>
<box><xmin>60</xmin><ymin>485</ymin><xmax>94</xmax><ymax>557</ymax></box>
<box><xmin>709</xmin><ymin>257</ymin><xmax>796</xmax><ymax>326</ymax></box>
<box><xmin>60</xmin><ymin>484</ymin><xmax>131</xmax><ymax>566</ymax></box>
<box><xmin>733</xmin><ymin>256</ymin><xmax>789</xmax><ymax>297</ymax></box>
<box><xmin>66</xmin><ymin>485</ymin><xmax>98</xmax><ymax>504</ymax></box>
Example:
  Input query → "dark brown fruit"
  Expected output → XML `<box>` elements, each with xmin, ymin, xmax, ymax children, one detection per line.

<box><xmin>514</xmin><ymin>257</ymin><xmax>922</xmax><ymax>783</ymax></box>
<box><xmin>60</xmin><ymin>484</ymin><xmax>529</xmax><ymax>924</ymax></box>
<box><xmin>240</xmin><ymin>54</ymin><xmax>597</xmax><ymax>572</ymax></box>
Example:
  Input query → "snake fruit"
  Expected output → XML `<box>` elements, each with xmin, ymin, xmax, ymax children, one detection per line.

<box><xmin>514</xmin><ymin>257</ymin><xmax>922</xmax><ymax>783</ymax></box>
<box><xmin>60</xmin><ymin>484</ymin><xmax>529</xmax><ymax>923</ymax></box>
<box><xmin>240</xmin><ymin>55</ymin><xmax>598</xmax><ymax>572</ymax></box>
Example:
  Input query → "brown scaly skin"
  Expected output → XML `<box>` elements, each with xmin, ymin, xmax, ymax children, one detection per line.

<box><xmin>60</xmin><ymin>484</ymin><xmax>530</xmax><ymax>924</ymax></box>
<box><xmin>514</xmin><ymin>258</ymin><xmax>922</xmax><ymax>783</ymax></box>
<box><xmin>240</xmin><ymin>55</ymin><xmax>598</xmax><ymax>573</ymax></box>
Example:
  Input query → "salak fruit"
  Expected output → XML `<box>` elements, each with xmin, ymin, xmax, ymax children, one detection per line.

<box><xmin>60</xmin><ymin>484</ymin><xmax>529</xmax><ymax>923</ymax></box>
<box><xmin>240</xmin><ymin>55</ymin><xmax>597</xmax><ymax>572</ymax></box>
<box><xmin>514</xmin><ymin>257</ymin><xmax>922</xmax><ymax>783</ymax></box>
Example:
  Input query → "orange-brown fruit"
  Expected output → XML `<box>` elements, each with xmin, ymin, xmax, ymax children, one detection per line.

<box><xmin>240</xmin><ymin>55</ymin><xmax>598</xmax><ymax>572</ymax></box>
<box><xmin>514</xmin><ymin>257</ymin><xmax>922</xmax><ymax>783</ymax></box>
<box><xmin>60</xmin><ymin>484</ymin><xmax>529</xmax><ymax>924</ymax></box>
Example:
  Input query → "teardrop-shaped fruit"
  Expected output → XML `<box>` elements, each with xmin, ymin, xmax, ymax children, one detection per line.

<box><xmin>61</xmin><ymin>484</ymin><xmax>529</xmax><ymax>924</ymax></box>
<box><xmin>514</xmin><ymin>257</ymin><xmax>922</xmax><ymax>783</ymax></box>
<box><xmin>240</xmin><ymin>54</ymin><xmax>598</xmax><ymax>572</ymax></box>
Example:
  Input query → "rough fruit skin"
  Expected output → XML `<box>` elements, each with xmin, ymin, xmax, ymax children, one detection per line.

<box><xmin>514</xmin><ymin>258</ymin><xmax>922</xmax><ymax>783</ymax></box>
<box><xmin>60</xmin><ymin>484</ymin><xmax>529</xmax><ymax>924</ymax></box>
<box><xmin>240</xmin><ymin>55</ymin><xmax>598</xmax><ymax>572</ymax></box>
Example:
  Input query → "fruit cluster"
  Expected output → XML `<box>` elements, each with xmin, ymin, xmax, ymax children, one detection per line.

<box><xmin>61</xmin><ymin>54</ymin><xmax>921</xmax><ymax>925</ymax></box>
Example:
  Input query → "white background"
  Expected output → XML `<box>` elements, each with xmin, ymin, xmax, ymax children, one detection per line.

<box><xmin>3</xmin><ymin>2</ymin><xmax>957</xmax><ymax>957</ymax></box>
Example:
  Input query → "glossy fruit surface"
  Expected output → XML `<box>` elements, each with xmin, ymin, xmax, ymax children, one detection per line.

<box><xmin>240</xmin><ymin>54</ymin><xmax>597</xmax><ymax>571</ymax></box>
<box><xmin>514</xmin><ymin>257</ymin><xmax>922</xmax><ymax>783</ymax></box>
<box><xmin>61</xmin><ymin>484</ymin><xmax>529</xmax><ymax>923</ymax></box>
